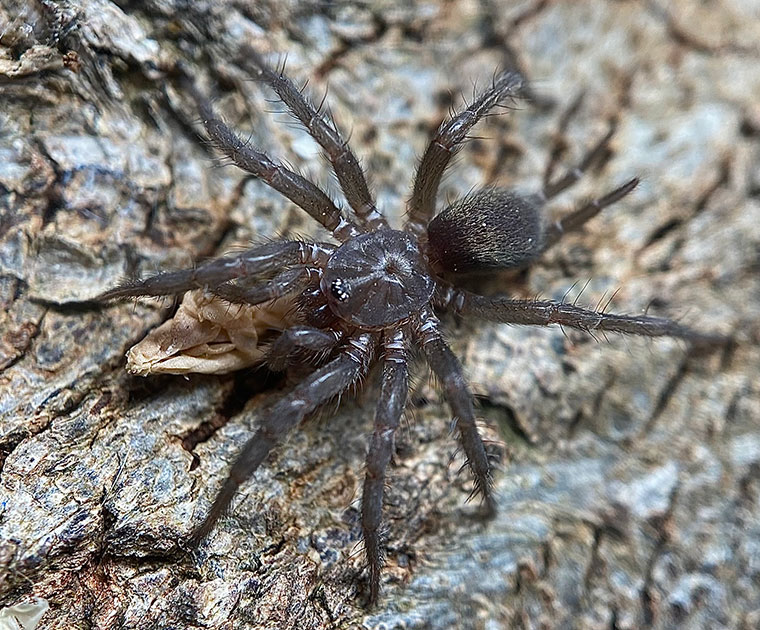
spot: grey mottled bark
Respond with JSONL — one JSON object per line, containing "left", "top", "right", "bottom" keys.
{"left": 1, "top": 1, "right": 758, "bottom": 629}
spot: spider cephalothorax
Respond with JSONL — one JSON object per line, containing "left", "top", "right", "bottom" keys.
{"left": 101, "top": 49, "right": 723, "bottom": 603}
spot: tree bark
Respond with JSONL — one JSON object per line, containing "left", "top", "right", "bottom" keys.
{"left": 1, "top": 1, "right": 758, "bottom": 628}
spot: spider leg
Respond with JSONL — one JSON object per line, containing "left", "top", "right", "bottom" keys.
{"left": 265, "top": 325, "right": 342, "bottom": 371}
{"left": 541, "top": 177, "right": 639, "bottom": 250}
{"left": 542, "top": 91, "right": 585, "bottom": 188}
{"left": 98, "top": 241, "right": 332, "bottom": 300}
{"left": 210, "top": 267, "right": 312, "bottom": 305}
{"left": 362, "top": 329, "right": 408, "bottom": 604}
{"left": 437, "top": 285, "right": 728, "bottom": 346}
{"left": 414, "top": 309, "right": 496, "bottom": 514}
{"left": 541, "top": 122, "right": 616, "bottom": 200}
{"left": 184, "top": 77, "right": 360, "bottom": 242}
{"left": 190, "top": 332, "right": 376, "bottom": 544}
{"left": 244, "top": 47, "right": 386, "bottom": 230}
{"left": 406, "top": 71, "right": 524, "bottom": 236}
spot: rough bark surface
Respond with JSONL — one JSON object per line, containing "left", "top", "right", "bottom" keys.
{"left": 1, "top": 1, "right": 759, "bottom": 629}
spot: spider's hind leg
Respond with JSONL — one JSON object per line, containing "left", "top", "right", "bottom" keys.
{"left": 538, "top": 95, "right": 638, "bottom": 253}
{"left": 440, "top": 286, "right": 729, "bottom": 348}
{"left": 542, "top": 176, "right": 639, "bottom": 251}
{"left": 542, "top": 101, "right": 617, "bottom": 201}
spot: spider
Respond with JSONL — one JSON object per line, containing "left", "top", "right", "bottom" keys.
{"left": 100, "top": 50, "right": 723, "bottom": 604}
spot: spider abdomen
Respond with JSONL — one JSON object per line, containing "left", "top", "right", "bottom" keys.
{"left": 320, "top": 230, "right": 434, "bottom": 329}
{"left": 427, "top": 188, "right": 545, "bottom": 273}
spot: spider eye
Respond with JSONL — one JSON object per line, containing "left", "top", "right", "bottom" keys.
{"left": 330, "top": 278, "right": 350, "bottom": 302}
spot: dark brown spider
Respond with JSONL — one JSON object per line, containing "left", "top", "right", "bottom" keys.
{"left": 99, "top": 51, "right": 724, "bottom": 604}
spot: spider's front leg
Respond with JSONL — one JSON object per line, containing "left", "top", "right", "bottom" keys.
{"left": 265, "top": 325, "right": 342, "bottom": 371}
{"left": 208, "top": 267, "right": 311, "bottom": 306}
{"left": 190, "top": 332, "right": 376, "bottom": 544}
{"left": 98, "top": 241, "right": 333, "bottom": 300}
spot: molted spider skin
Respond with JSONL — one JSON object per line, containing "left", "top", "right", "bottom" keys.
{"left": 124, "top": 291, "right": 298, "bottom": 375}
{"left": 99, "top": 51, "right": 726, "bottom": 605}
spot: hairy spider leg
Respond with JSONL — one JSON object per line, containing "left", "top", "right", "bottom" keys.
{"left": 184, "top": 78, "right": 360, "bottom": 242}
{"left": 98, "top": 241, "right": 331, "bottom": 300}
{"left": 541, "top": 176, "right": 639, "bottom": 250}
{"left": 437, "top": 286, "right": 728, "bottom": 347}
{"left": 406, "top": 71, "right": 524, "bottom": 236}
{"left": 210, "top": 267, "right": 312, "bottom": 305}
{"left": 361, "top": 329, "right": 408, "bottom": 604}
{"left": 542, "top": 90, "right": 586, "bottom": 188}
{"left": 415, "top": 309, "right": 496, "bottom": 514}
{"left": 244, "top": 46, "right": 386, "bottom": 231}
{"left": 190, "top": 332, "right": 376, "bottom": 545}
{"left": 265, "top": 325, "right": 342, "bottom": 371}
{"left": 541, "top": 122, "right": 617, "bottom": 201}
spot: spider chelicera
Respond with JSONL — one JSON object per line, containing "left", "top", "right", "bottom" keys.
{"left": 100, "top": 49, "right": 723, "bottom": 603}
